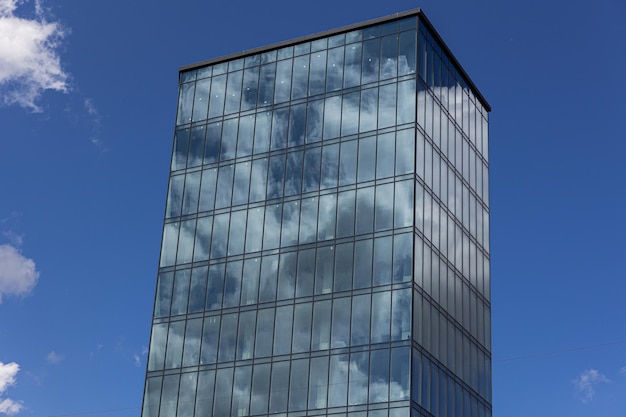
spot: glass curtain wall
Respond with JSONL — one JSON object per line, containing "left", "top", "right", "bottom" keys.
{"left": 142, "top": 10, "right": 490, "bottom": 417}
{"left": 411, "top": 19, "right": 491, "bottom": 417}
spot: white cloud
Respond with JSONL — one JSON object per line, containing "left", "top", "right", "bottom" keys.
{"left": 46, "top": 351, "right": 63, "bottom": 364}
{"left": 0, "top": 362, "right": 22, "bottom": 416}
{"left": 573, "top": 369, "right": 610, "bottom": 403}
{"left": 0, "top": 0, "right": 67, "bottom": 111}
{"left": 0, "top": 244, "right": 40, "bottom": 302}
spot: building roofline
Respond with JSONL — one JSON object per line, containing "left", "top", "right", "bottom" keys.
{"left": 179, "top": 8, "right": 490, "bottom": 112}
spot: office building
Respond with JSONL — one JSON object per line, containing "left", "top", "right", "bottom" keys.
{"left": 142, "top": 9, "right": 491, "bottom": 417}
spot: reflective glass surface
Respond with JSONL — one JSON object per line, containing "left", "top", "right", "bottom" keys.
{"left": 144, "top": 11, "right": 490, "bottom": 417}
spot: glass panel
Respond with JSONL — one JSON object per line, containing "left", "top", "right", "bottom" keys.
{"left": 348, "top": 351, "right": 369, "bottom": 405}
{"left": 228, "top": 210, "right": 248, "bottom": 256}
{"left": 172, "top": 128, "right": 189, "bottom": 171}
{"left": 223, "top": 261, "right": 242, "bottom": 307}
{"left": 303, "top": 146, "right": 321, "bottom": 192}
{"left": 284, "top": 151, "right": 303, "bottom": 196}
{"left": 232, "top": 366, "right": 252, "bottom": 417}
{"left": 160, "top": 222, "right": 178, "bottom": 267}
{"left": 241, "top": 67, "right": 259, "bottom": 111}
{"left": 142, "top": 376, "right": 162, "bottom": 417}
{"left": 198, "top": 168, "right": 217, "bottom": 212}
{"left": 380, "top": 34, "right": 398, "bottom": 79}
{"left": 357, "top": 135, "right": 375, "bottom": 182}
{"left": 341, "top": 92, "right": 360, "bottom": 136}
{"left": 289, "top": 103, "right": 306, "bottom": 146}
{"left": 232, "top": 161, "right": 251, "bottom": 206}
{"left": 289, "top": 359, "right": 309, "bottom": 411}
{"left": 188, "top": 266, "right": 207, "bottom": 313}
{"left": 147, "top": 323, "right": 167, "bottom": 370}
{"left": 321, "top": 143, "right": 339, "bottom": 189}
{"left": 210, "top": 213, "right": 229, "bottom": 258}
{"left": 250, "top": 364, "right": 270, "bottom": 415}
{"left": 378, "top": 83, "right": 396, "bottom": 129}
{"left": 160, "top": 374, "right": 180, "bottom": 417}
{"left": 296, "top": 248, "right": 315, "bottom": 297}
{"left": 318, "top": 194, "right": 336, "bottom": 240}
{"left": 392, "top": 288, "right": 411, "bottom": 340}
{"left": 166, "top": 175, "right": 184, "bottom": 218}
{"left": 218, "top": 313, "right": 237, "bottom": 362}
{"left": 208, "top": 74, "right": 226, "bottom": 118}
{"left": 267, "top": 155, "right": 285, "bottom": 199}
{"left": 258, "top": 63, "right": 276, "bottom": 106}
{"left": 373, "top": 236, "right": 392, "bottom": 285}
{"left": 292, "top": 302, "right": 312, "bottom": 353}
{"left": 277, "top": 252, "right": 297, "bottom": 300}
{"left": 271, "top": 108, "right": 289, "bottom": 150}
{"left": 182, "top": 172, "right": 200, "bottom": 215}
{"left": 255, "top": 308, "right": 274, "bottom": 357}
{"left": 344, "top": 42, "right": 362, "bottom": 88}
{"left": 182, "top": 318, "right": 202, "bottom": 366}
{"left": 299, "top": 197, "right": 318, "bottom": 244}
{"left": 353, "top": 239, "right": 372, "bottom": 289}
{"left": 356, "top": 187, "right": 374, "bottom": 234}
{"left": 306, "top": 99, "right": 324, "bottom": 143}
{"left": 194, "top": 216, "right": 212, "bottom": 262}
{"left": 331, "top": 297, "right": 350, "bottom": 348}
{"left": 237, "top": 311, "right": 256, "bottom": 360}
{"left": 176, "top": 82, "right": 194, "bottom": 125}
{"left": 245, "top": 207, "right": 264, "bottom": 253}
{"left": 270, "top": 362, "right": 289, "bottom": 413}
{"left": 213, "top": 368, "right": 234, "bottom": 417}
{"left": 237, "top": 115, "right": 254, "bottom": 157}
{"left": 362, "top": 38, "right": 380, "bottom": 84}
{"left": 393, "top": 234, "right": 413, "bottom": 283}
{"left": 220, "top": 118, "right": 238, "bottom": 161}
{"left": 241, "top": 258, "right": 260, "bottom": 305}
{"left": 188, "top": 125, "right": 205, "bottom": 167}
{"left": 170, "top": 269, "right": 190, "bottom": 315}
{"left": 249, "top": 158, "right": 268, "bottom": 203}
{"left": 359, "top": 88, "right": 378, "bottom": 132}
{"left": 312, "top": 299, "right": 331, "bottom": 350}
{"left": 351, "top": 294, "right": 370, "bottom": 345}
{"left": 369, "top": 349, "right": 389, "bottom": 402}
{"left": 274, "top": 59, "right": 293, "bottom": 103}
{"left": 375, "top": 183, "right": 394, "bottom": 231}
{"left": 309, "top": 356, "right": 329, "bottom": 408}
{"left": 215, "top": 164, "right": 234, "bottom": 209}
{"left": 328, "top": 354, "right": 349, "bottom": 406}
{"left": 200, "top": 316, "right": 220, "bottom": 364}
{"left": 281, "top": 200, "right": 300, "bottom": 247}
{"left": 309, "top": 50, "right": 327, "bottom": 96}
{"left": 225, "top": 70, "right": 243, "bottom": 114}
{"left": 376, "top": 132, "right": 395, "bottom": 179}
{"left": 336, "top": 190, "right": 355, "bottom": 238}
{"left": 334, "top": 242, "right": 353, "bottom": 292}
{"left": 399, "top": 30, "right": 416, "bottom": 75}
{"left": 292, "top": 55, "right": 309, "bottom": 100}
{"left": 339, "top": 140, "right": 357, "bottom": 185}
{"left": 326, "top": 46, "right": 344, "bottom": 91}
{"left": 165, "top": 321, "right": 184, "bottom": 368}
{"left": 206, "top": 263, "right": 224, "bottom": 310}
{"left": 259, "top": 255, "right": 278, "bottom": 302}
{"left": 154, "top": 272, "right": 173, "bottom": 317}
{"left": 394, "top": 180, "right": 414, "bottom": 228}
{"left": 253, "top": 111, "right": 271, "bottom": 153}
{"left": 323, "top": 96, "right": 341, "bottom": 140}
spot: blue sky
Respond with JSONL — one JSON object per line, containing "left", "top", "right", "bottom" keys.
{"left": 0, "top": 0, "right": 625, "bottom": 416}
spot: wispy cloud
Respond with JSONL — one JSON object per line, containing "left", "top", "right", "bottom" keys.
{"left": 0, "top": 0, "right": 68, "bottom": 111}
{"left": 46, "top": 351, "right": 63, "bottom": 364}
{"left": 0, "top": 244, "right": 40, "bottom": 302}
{"left": 573, "top": 369, "right": 610, "bottom": 403}
{"left": 620, "top": 366, "right": 626, "bottom": 376}
{"left": 0, "top": 361, "right": 22, "bottom": 416}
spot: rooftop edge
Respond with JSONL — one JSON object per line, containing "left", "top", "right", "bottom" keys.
{"left": 179, "top": 8, "right": 491, "bottom": 112}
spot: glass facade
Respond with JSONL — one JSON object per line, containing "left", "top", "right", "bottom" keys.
{"left": 142, "top": 9, "right": 490, "bottom": 417}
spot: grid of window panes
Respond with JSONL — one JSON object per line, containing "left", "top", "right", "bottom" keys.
{"left": 144, "top": 15, "right": 420, "bottom": 417}
{"left": 410, "top": 21, "right": 491, "bottom": 417}
{"left": 141, "top": 11, "right": 491, "bottom": 417}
